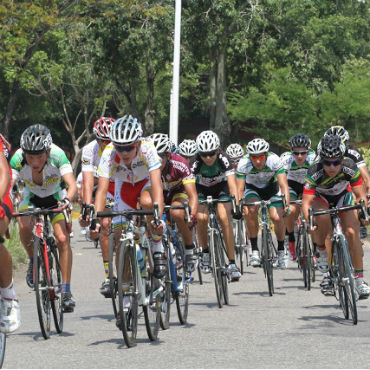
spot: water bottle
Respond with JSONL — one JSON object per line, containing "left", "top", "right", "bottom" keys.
{"left": 136, "top": 244, "right": 145, "bottom": 275}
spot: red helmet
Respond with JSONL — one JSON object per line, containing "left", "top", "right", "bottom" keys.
{"left": 93, "top": 117, "right": 115, "bottom": 140}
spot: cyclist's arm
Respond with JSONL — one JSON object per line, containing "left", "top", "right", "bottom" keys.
{"left": 183, "top": 181, "right": 198, "bottom": 216}
{"left": 358, "top": 166, "right": 370, "bottom": 194}
{"left": 226, "top": 173, "right": 239, "bottom": 206}
{"left": 276, "top": 172, "right": 290, "bottom": 206}
{"left": 149, "top": 168, "right": 164, "bottom": 216}
{"left": 0, "top": 152, "right": 10, "bottom": 201}
{"left": 302, "top": 192, "right": 315, "bottom": 224}
{"left": 82, "top": 171, "right": 95, "bottom": 205}
{"left": 352, "top": 183, "right": 368, "bottom": 209}
{"left": 95, "top": 177, "right": 109, "bottom": 214}
{"left": 62, "top": 172, "right": 77, "bottom": 203}
{"left": 236, "top": 177, "right": 246, "bottom": 202}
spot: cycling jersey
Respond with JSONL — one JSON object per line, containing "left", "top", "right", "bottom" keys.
{"left": 280, "top": 151, "right": 316, "bottom": 184}
{"left": 191, "top": 151, "right": 234, "bottom": 187}
{"left": 10, "top": 144, "right": 73, "bottom": 198}
{"left": 161, "top": 153, "right": 195, "bottom": 203}
{"left": 236, "top": 152, "right": 285, "bottom": 189}
{"left": 345, "top": 144, "right": 366, "bottom": 168}
{"left": 303, "top": 158, "right": 362, "bottom": 198}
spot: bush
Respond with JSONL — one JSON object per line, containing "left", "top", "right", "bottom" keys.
{"left": 359, "top": 146, "right": 370, "bottom": 169}
{"left": 4, "top": 223, "right": 27, "bottom": 268}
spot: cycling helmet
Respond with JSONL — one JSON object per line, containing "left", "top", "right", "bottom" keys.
{"left": 179, "top": 139, "right": 198, "bottom": 157}
{"left": 20, "top": 124, "right": 52, "bottom": 154}
{"left": 93, "top": 117, "right": 115, "bottom": 140}
{"left": 246, "top": 138, "right": 269, "bottom": 155}
{"left": 196, "top": 130, "right": 220, "bottom": 152}
{"left": 226, "top": 143, "right": 244, "bottom": 159}
{"left": 289, "top": 133, "right": 311, "bottom": 149}
{"left": 150, "top": 133, "right": 171, "bottom": 154}
{"left": 324, "top": 126, "right": 349, "bottom": 144}
{"left": 109, "top": 115, "right": 143, "bottom": 145}
{"left": 319, "top": 135, "right": 346, "bottom": 158}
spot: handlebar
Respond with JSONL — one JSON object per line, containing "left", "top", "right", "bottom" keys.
{"left": 164, "top": 201, "right": 191, "bottom": 223}
{"left": 12, "top": 206, "right": 66, "bottom": 217}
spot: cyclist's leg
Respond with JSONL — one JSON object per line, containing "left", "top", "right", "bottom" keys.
{"left": 0, "top": 206, "right": 21, "bottom": 333}
{"left": 196, "top": 186, "right": 210, "bottom": 272}
{"left": 284, "top": 188, "right": 300, "bottom": 260}
{"left": 243, "top": 189, "right": 261, "bottom": 266}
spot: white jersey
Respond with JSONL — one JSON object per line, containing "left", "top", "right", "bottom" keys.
{"left": 236, "top": 152, "right": 285, "bottom": 189}
{"left": 10, "top": 144, "right": 73, "bottom": 198}
{"left": 98, "top": 139, "right": 161, "bottom": 184}
{"left": 81, "top": 140, "right": 105, "bottom": 175}
{"left": 280, "top": 151, "right": 317, "bottom": 184}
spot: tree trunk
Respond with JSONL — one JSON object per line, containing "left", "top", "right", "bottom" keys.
{"left": 1, "top": 81, "right": 20, "bottom": 137}
{"left": 144, "top": 58, "right": 155, "bottom": 134}
{"left": 214, "top": 49, "right": 231, "bottom": 147}
{"left": 209, "top": 59, "right": 216, "bottom": 130}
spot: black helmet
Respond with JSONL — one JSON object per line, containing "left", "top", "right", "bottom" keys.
{"left": 319, "top": 135, "right": 346, "bottom": 158}
{"left": 20, "top": 124, "right": 52, "bottom": 154}
{"left": 289, "top": 133, "right": 311, "bottom": 149}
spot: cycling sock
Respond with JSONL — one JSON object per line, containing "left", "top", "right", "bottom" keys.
{"left": 0, "top": 280, "right": 16, "bottom": 300}
{"left": 250, "top": 237, "right": 258, "bottom": 251}
{"left": 277, "top": 240, "right": 285, "bottom": 251}
{"left": 151, "top": 234, "right": 164, "bottom": 253}
{"left": 288, "top": 231, "right": 295, "bottom": 243}
{"left": 355, "top": 269, "right": 364, "bottom": 279}
{"left": 185, "top": 244, "right": 195, "bottom": 255}
{"left": 104, "top": 261, "right": 109, "bottom": 279}
{"left": 62, "top": 283, "right": 71, "bottom": 293}
{"left": 229, "top": 259, "right": 235, "bottom": 264}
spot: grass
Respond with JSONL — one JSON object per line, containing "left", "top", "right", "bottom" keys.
{"left": 4, "top": 222, "right": 27, "bottom": 269}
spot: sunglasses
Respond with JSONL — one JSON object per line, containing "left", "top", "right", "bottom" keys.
{"left": 250, "top": 154, "right": 266, "bottom": 160}
{"left": 293, "top": 151, "right": 308, "bottom": 156}
{"left": 323, "top": 159, "right": 342, "bottom": 167}
{"left": 200, "top": 150, "right": 217, "bottom": 158}
{"left": 114, "top": 144, "right": 137, "bottom": 152}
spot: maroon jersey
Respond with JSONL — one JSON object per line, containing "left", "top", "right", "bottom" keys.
{"left": 161, "top": 153, "right": 195, "bottom": 203}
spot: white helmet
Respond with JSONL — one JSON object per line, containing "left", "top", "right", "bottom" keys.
{"left": 324, "top": 125, "right": 349, "bottom": 144}
{"left": 109, "top": 115, "right": 143, "bottom": 145}
{"left": 179, "top": 139, "right": 197, "bottom": 157}
{"left": 247, "top": 138, "right": 269, "bottom": 155}
{"left": 196, "top": 130, "right": 220, "bottom": 152}
{"left": 226, "top": 143, "right": 244, "bottom": 159}
{"left": 150, "top": 133, "right": 171, "bottom": 154}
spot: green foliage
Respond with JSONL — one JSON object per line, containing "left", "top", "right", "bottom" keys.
{"left": 360, "top": 146, "right": 370, "bottom": 169}
{"left": 4, "top": 223, "right": 27, "bottom": 268}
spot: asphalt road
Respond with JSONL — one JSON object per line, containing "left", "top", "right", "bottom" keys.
{"left": 3, "top": 223, "right": 370, "bottom": 369}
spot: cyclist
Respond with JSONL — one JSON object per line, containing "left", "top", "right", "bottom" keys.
{"left": 236, "top": 138, "right": 291, "bottom": 269}
{"left": 178, "top": 139, "right": 198, "bottom": 165}
{"left": 226, "top": 143, "right": 244, "bottom": 170}
{"left": 302, "top": 134, "right": 370, "bottom": 298}
{"left": 10, "top": 124, "right": 77, "bottom": 312}
{"left": 280, "top": 134, "right": 316, "bottom": 260}
{"left": 0, "top": 133, "right": 20, "bottom": 333}
{"left": 150, "top": 133, "right": 199, "bottom": 272}
{"left": 192, "top": 130, "right": 242, "bottom": 281}
{"left": 79, "top": 117, "right": 116, "bottom": 297}
{"left": 324, "top": 125, "right": 370, "bottom": 239}
{"left": 93, "top": 115, "right": 166, "bottom": 282}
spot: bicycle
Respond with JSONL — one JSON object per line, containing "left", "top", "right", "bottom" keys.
{"left": 160, "top": 203, "right": 193, "bottom": 327}
{"left": 199, "top": 196, "right": 235, "bottom": 308}
{"left": 243, "top": 199, "right": 278, "bottom": 296}
{"left": 13, "top": 206, "right": 68, "bottom": 339}
{"left": 290, "top": 199, "right": 316, "bottom": 290}
{"left": 309, "top": 200, "right": 368, "bottom": 325}
{"left": 233, "top": 218, "right": 249, "bottom": 274}
{"left": 0, "top": 328, "right": 5, "bottom": 368}
{"left": 97, "top": 205, "right": 162, "bottom": 348}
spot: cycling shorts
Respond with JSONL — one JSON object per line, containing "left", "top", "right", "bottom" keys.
{"left": 244, "top": 182, "right": 282, "bottom": 208}
{"left": 288, "top": 180, "right": 304, "bottom": 200}
{"left": 196, "top": 181, "right": 230, "bottom": 201}
{"left": 314, "top": 190, "right": 354, "bottom": 209}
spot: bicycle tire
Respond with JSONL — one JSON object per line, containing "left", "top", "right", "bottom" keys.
{"left": 143, "top": 272, "right": 161, "bottom": 341}
{"left": 262, "top": 226, "right": 274, "bottom": 296}
{"left": 108, "top": 233, "right": 118, "bottom": 318}
{"left": 0, "top": 333, "right": 5, "bottom": 368}
{"left": 117, "top": 242, "right": 138, "bottom": 347}
{"left": 331, "top": 241, "right": 349, "bottom": 320}
{"left": 338, "top": 235, "right": 357, "bottom": 325}
{"left": 216, "top": 232, "right": 229, "bottom": 305}
{"left": 192, "top": 229, "right": 203, "bottom": 285}
{"left": 209, "top": 230, "right": 223, "bottom": 308}
{"left": 50, "top": 245, "right": 63, "bottom": 333}
{"left": 33, "top": 237, "right": 52, "bottom": 339}
{"left": 303, "top": 232, "right": 313, "bottom": 291}
{"left": 235, "top": 220, "right": 244, "bottom": 275}
{"left": 159, "top": 238, "right": 171, "bottom": 330}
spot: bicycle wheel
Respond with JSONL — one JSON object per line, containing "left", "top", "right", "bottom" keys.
{"left": 159, "top": 238, "right": 171, "bottom": 330}
{"left": 108, "top": 233, "right": 118, "bottom": 318}
{"left": 0, "top": 333, "right": 5, "bottom": 368}
{"left": 209, "top": 230, "right": 223, "bottom": 308}
{"left": 303, "top": 232, "right": 313, "bottom": 291}
{"left": 262, "top": 227, "right": 274, "bottom": 296}
{"left": 192, "top": 229, "right": 203, "bottom": 285}
{"left": 174, "top": 237, "right": 189, "bottom": 324}
{"left": 33, "top": 238, "right": 52, "bottom": 339}
{"left": 117, "top": 242, "right": 138, "bottom": 348}
{"left": 331, "top": 242, "right": 349, "bottom": 320}
{"left": 216, "top": 232, "right": 229, "bottom": 305}
{"left": 338, "top": 235, "right": 357, "bottom": 325}
{"left": 49, "top": 244, "right": 63, "bottom": 333}
{"left": 234, "top": 220, "right": 244, "bottom": 275}
{"left": 143, "top": 271, "right": 161, "bottom": 341}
